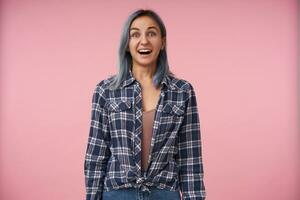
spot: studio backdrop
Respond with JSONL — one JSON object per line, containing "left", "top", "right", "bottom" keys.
{"left": 0, "top": 1, "right": 299, "bottom": 200}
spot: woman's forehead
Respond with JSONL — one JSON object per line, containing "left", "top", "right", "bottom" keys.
{"left": 130, "top": 16, "right": 159, "bottom": 30}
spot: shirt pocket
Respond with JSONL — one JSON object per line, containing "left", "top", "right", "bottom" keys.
{"left": 162, "top": 103, "right": 185, "bottom": 116}
{"left": 106, "top": 99, "right": 135, "bottom": 147}
{"left": 156, "top": 102, "right": 185, "bottom": 141}
{"left": 107, "top": 99, "right": 132, "bottom": 112}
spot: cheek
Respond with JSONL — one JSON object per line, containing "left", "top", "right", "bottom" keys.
{"left": 128, "top": 45, "right": 135, "bottom": 55}
{"left": 128, "top": 43, "right": 133, "bottom": 51}
{"left": 128, "top": 40, "right": 134, "bottom": 48}
{"left": 152, "top": 40, "right": 163, "bottom": 49}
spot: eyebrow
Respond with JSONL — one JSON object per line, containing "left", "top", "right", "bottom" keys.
{"left": 130, "top": 26, "right": 159, "bottom": 31}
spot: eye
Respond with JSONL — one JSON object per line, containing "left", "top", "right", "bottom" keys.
{"left": 130, "top": 32, "right": 140, "bottom": 38}
{"left": 148, "top": 31, "right": 156, "bottom": 36}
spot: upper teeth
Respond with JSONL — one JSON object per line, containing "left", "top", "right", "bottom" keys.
{"left": 138, "top": 49, "right": 151, "bottom": 52}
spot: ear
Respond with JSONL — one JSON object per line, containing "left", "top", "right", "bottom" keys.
{"left": 161, "top": 37, "right": 166, "bottom": 50}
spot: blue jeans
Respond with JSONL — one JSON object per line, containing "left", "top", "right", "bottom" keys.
{"left": 102, "top": 171, "right": 181, "bottom": 200}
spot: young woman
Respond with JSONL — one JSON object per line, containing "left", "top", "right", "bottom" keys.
{"left": 84, "top": 9, "right": 206, "bottom": 200}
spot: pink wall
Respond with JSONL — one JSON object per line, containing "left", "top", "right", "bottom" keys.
{"left": 1, "top": 1, "right": 299, "bottom": 200}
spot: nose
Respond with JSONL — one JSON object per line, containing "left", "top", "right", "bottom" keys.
{"left": 140, "top": 34, "right": 149, "bottom": 44}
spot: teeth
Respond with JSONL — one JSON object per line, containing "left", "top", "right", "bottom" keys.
{"left": 138, "top": 49, "right": 152, "bottom": 53}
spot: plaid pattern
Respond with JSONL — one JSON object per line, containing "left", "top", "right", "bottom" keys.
{"left": 84, "top": 69, "right": 206, "bottom": 200}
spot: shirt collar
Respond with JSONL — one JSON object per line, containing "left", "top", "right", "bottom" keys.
{"left": 121, "top": 68, "right": 171, "bottom": 90}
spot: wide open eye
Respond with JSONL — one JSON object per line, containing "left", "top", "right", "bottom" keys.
{"left": 130, "top": 32, "right": 140, "bottom": 38}
{"left": 148, "top": 31, "right": 156, "bottom": 37}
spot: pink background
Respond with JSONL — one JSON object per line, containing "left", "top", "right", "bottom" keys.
{"left": 1, "top": 0, "right": 299, "bottom": 200}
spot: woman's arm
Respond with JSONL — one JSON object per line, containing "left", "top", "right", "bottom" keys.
{"left": 84, "top": 81, "right": 111, "bottom": 200}
{"left": 176, "top": 83, "right": 206, "bottom": 200}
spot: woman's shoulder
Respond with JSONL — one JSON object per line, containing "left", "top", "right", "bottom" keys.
{"left": 94, "top": 74, "right": 116, "bottom": 90}
{"left": 94, "top": 73, "right": 196, "bottom": 93}
{"left": 91, "top": 75, "right": 117, "bottom": 100}
{"left": 168, "top": 73, "right": 195, "bottom": 92}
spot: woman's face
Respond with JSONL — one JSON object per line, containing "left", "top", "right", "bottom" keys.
{"left": 128, "top": 16, "right": 165, "bottom": 69}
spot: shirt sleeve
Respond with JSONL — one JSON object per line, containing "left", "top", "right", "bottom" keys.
{"left": 84, "top": 82, "right": 111, "bottom": 200}
{"left": 176, "top": 83, "right": 206, "bottom": 200}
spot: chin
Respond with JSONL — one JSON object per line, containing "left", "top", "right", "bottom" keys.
{"left": 137, "top": 62, "right": 155, "bottom": 67}
{"left": 133, "top": 59, "right": 154, "bottom": 66}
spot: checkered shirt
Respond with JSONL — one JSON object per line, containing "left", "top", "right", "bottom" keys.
{"left": 84, "top": 69, "right": 206, "bottom": 200}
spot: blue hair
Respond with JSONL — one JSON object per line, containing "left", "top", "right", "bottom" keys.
{"left": 109, "top": 8, "right": 175, "bottom": 90}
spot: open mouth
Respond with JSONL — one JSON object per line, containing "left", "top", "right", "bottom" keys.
{"left": 138, "top": 49, "right": 152, "bottom": 55}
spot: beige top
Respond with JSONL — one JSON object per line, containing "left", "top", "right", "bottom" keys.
{"left": 141, "top": 108, "right": 156, "bottom": 172}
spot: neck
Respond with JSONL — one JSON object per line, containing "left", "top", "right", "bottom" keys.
{"left": 131, "top": 64, "right": 157, "bottom": 84}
